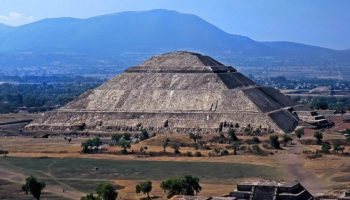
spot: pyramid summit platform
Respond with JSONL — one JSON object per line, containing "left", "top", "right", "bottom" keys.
{"left": 26, "top": 51, "right": 325, "bottom": 134}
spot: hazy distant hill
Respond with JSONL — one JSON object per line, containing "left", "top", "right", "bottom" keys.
{"left": 0, "top": 9, "right": 349, "bottom": 79}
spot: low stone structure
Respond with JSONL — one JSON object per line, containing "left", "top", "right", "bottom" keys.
{"left": 26, "top": 51, "right": 328, "bottom": 134}
{"left": 173, "top": 180, "right": 314, "bottom": 200}
{"left": 229, "top": 180, "right": 313, "bottom": 200}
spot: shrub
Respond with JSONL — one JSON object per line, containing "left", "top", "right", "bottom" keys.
{"left": 244, "top": 127, "right": 252, "bottom": 135}
{"left": 313, "top": 131, "right": 323, "bottom": 145}
{"left": 220, "top": 149, "right": 229, "bottom": 156}
{"left": 282, "top": 134, "right": 293, "bottom": 146}
{"left": 321, "top": 143, "right": 331, "bottom": 154}
{"left": 269, "top": 135, "right": 280, "bottom": 149}
{"left": 252, "top": 136, "right": 261, "bottom": 144}
{"left": 228, "top": 128, "right": 238, "bottom": 142}
{"left": 140, "top": 129, "right": 149, "bottom": 141}
{"left": 212, "top": 148, "right": 221, "bottom": 156}
{"left": 239, "top": 145, "right": 247, "bottom": 151}
{"left": 194, "top": 151, "right": 202, "bottom": 157}
{"left": 136, "top": 181, "right": 152, "bottom": 199}
{"left": 253, "top": 128, "right": 261, "bottom": 135}
{"left": 171, "top": 143, "right": 181, "bottom": 154}
{"left": 295, "top": 128, "right": 304, "bottom": 140}
{"left": 148, "top": 151, "right": 156, "bottom": 157}
{"left": 232, "top": 142, "right": 239, "bottom": 155}
{"left": 186, "top": 151, "right": 193, "bottom": 157}
{"left": 162, "top": 138, "right": 170, "bottom": 152}
{"left": 252, "top": 144, "right": 263, "bottom": 155}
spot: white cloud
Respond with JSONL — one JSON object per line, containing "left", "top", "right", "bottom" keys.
{"left": 0, "top": 12, "right": 35, "bottom": 26}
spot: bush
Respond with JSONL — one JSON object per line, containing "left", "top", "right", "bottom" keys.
{"left": 194, "top": 151, "right": 202, "bottom": 157}
{"left": 295, "top": 128, "right": 304, "bottom": 140}
{"left": 171, "top": 143, "right": 181, "bottom": 154}
{"left": 244, "top": 127, "right": 252, "bottom": 135}
{"left": 313, "top": 131, "right": 323, "bottom": 145}
{"left": 148, "top": 151, "right": 156, "bottom": 157}
{"left": 269, "top": 135, "right": 280, "bottom": 149}
{"left": 212, "top": 148, "right": 221, "bottom": 156}
{"left": 252, "top": 136, "right": 261, "bottom": 144}
{"left": 186, "top": 151, "right": 193, "bottom": 157}
{"left": 282, "top": 134, "right": 293, "bottom": 146}
{"left": 228, "top": 128, "right": 238, "bottom": 142}
{"left": 252, "top": 144, "right": 264, "bottom": 155}
{"left": 321, "top": 143, "right": 331, "bottom": 154}
{"left": 140, "top": 129, "right": 149, "bottom": 141}
{"left": 220, "top": 149, "right": 229, "bottom": 156}
{"left": 239, "top": 145, "right": 247, "bottom": 151}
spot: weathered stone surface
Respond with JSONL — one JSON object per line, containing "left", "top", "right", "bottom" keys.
{"left": 26, "top": 51, "right": 317, "bottom": 134}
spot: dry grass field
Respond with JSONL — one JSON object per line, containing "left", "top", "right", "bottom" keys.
{"left": 1, "top": 113, "right": 350, "bottom": 199}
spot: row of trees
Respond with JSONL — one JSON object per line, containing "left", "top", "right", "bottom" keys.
{"left": 81, "top": 175, "right": 201, "bottom": 200}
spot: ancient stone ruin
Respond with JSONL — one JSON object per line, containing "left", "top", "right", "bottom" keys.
{"left": 26, "top": 51, "right": 326, "bottom": 134}
{"left": 229, "top": 180, "right": 313, "bottom": 200}
{"left": 175, "top": 180, "right": 314, "bottom": 200}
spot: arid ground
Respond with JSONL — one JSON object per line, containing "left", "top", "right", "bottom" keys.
{"left": 0, "top": 114, "right": 350, "bottom": 199}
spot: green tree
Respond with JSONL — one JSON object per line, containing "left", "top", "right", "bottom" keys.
{"left": 81, "top": 193, "right": 100, "bottom": 200}
{"left": 140, "top": 129, "right": 149, "bottom": 141}
{"left": 252, "top": 136, "right": 260, "bottom": 144}
{"left": 252, "top": 144, "right": 263, "bottom": 155}
{"left": 117, "top": 139, "right": 131, "bottom": 154}
{"left": 313, "top": 131, "right": 323, "bottom": 145}
{"left": 189, "top": 133, "right": 202, "bottom": 144}
{"left": 282, "top": 134, "right": 292, "bottom": 146}
{"left": 122, "top": 132, "right": 131, "bottom": 140}
{"left": 160, "top": 175, "right": 201, "bottom": 199}
{"left": 92, "top": 137, "right": 102, "bottom": 149}
{"left": 232, "top": 142, "right": 239, "bottom": 155}
{"left": 295, "top": 128, "right": 304, "bottom": 140}
{"left": 182, "top": 175, "right": 202, "bottom": 196}
{"left": 0, "top": 150, "right": 9, "bottom": 157}
{"left": 136, "top": 181, "right": 152, "bottom": 199}
{"left": 269, "top": 135, "right": 280, "bottom": 149}
{"left": 96, "top": 183, "right": 118, "bottom": 200}
{"left": 21, "top": 175, "right": 45, "bottom": 200}
{"left": 171, "top": 143, "right": 181, "bottom": 154}
{"left": 111, "top": 133, "right": 122, "bottom": 145}
{"left": 321, "top": 143, "right": 331, "bottom": 154}
{"left": 228, "top": 128, "right": 238, "bottom": 143}
{"left": 81, "top": 139, "right": 93, "bottom": 153}
{"left": 162, "top": 138, "right": 170, "bottom": 152}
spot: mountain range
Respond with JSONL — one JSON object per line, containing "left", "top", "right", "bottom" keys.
{"left": 0, "top": 9, "right": 349, "bottom": 79}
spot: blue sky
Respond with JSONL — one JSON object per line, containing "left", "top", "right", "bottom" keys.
{"left": 0, "top": 0, "right": 349, "bottom": 49}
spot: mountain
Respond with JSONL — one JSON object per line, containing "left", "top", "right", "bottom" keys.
{"left": 0, "top": 9, "right": 349, "bottom": 79}
{"left": 0, "top": 10, "right": 267, "bottom": 55}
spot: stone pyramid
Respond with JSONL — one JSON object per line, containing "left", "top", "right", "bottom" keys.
{"left": 27, "top": 51, "right": 317, "bottom": 134}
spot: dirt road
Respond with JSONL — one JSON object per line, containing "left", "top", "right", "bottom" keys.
{"left": 278, "top": 141, "right": 328, "bottom": 196}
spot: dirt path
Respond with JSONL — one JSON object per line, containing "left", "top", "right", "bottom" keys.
{"left": 0, "top": 160, "right": 83, "bottom": 200}
{"left": 278, "top": 141, "right": 328, "bottom": 196}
